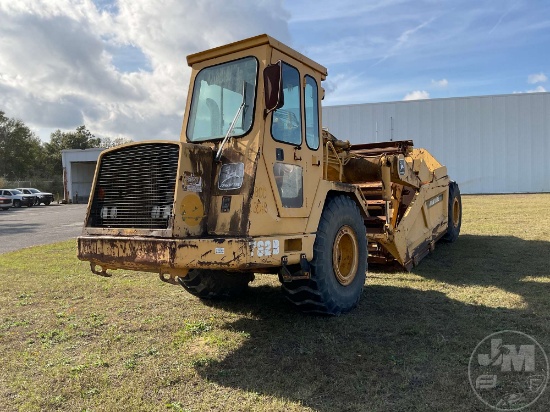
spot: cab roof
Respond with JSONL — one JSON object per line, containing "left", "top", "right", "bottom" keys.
{"left": 186, "top": 34, "right": 328, "bottom": 78}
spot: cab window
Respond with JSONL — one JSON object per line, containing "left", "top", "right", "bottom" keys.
{"left": 271, "top": 63, "right": 302, "bottom": 145}
{"left": 273, "top": 163, "right": 303, "bottom": 208}
{"left": 187, "top": 57, "right": 258, "bottom": 142}
{"left": 304, "top": 76, "right": 320, "bottom": 150}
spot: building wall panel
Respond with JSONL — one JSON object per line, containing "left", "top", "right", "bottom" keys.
{"left": 322, "top": 92, "right": 550, "bottom": 194}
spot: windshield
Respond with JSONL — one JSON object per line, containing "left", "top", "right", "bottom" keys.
{"left": 29, "top": 188, "right": 40, "bottom": 193}
{"left": 187, "top": 57, "right": 257, "bottom": 142}
{"left": 12, "top": 189, "right": 22, "bottom": 194}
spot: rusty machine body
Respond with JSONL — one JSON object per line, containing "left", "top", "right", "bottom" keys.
{"left": 78, "top": 34, "right": 461, "bottom": 314}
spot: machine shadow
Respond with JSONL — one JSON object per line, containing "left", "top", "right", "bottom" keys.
{"left": 0, "top": 221, "right": 43, "bottom": 234}
{"left": 415, "top": 234, "right": 550, "bottom": 311}
{"left": 196, "top": 264, "right": 548, "bottom": 411}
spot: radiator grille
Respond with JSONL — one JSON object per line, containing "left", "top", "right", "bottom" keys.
{"left": 89, "top": 143, "right": 180, "bottom": 229}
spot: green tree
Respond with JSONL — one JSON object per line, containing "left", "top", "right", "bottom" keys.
{"left": 0, "top": 110, "right": 45, "bottom": 179}
{"left": 43, "top": 125, "right": 101, "bottom": 175}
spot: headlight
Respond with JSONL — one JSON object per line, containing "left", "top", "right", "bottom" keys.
{"left": 151, "top": 206, "right": 161, "bottom": 219}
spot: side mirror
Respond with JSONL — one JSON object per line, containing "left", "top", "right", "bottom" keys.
{"left": 264, "top": 61, "right": 284, "bottom": 115}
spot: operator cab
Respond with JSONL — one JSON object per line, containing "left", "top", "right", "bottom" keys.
{"left": 181, "top": 35, "right": 328, "bottom": 235}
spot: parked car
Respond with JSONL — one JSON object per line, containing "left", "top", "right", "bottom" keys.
{"left": 0, "top": 189, "right": 36, "bottom": 208}
{"left": 0, "top": 196, "right": 13, "bottom": 210}
{"left": 16, "top": 188, "right": 55, "bottom": 206}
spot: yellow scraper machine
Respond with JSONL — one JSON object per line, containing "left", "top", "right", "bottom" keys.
{"left": 78, "top": 34, "right": 461, "bottom": 314}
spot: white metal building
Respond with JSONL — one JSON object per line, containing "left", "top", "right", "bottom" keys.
{"left": 61, "top": 148, "right": 104, "bottom": 203}
{"left": 322, "top": 92, "right": 550, "bottom": 194}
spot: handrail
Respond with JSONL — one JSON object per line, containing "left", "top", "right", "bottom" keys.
{"left": 324, "top": 141, "right": 343, "bottom": 180}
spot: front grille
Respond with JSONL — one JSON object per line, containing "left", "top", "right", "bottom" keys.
{"left": 89, "top": 143, "right": 180, "bottom": 229}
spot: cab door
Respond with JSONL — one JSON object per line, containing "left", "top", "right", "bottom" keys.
{"left": 263, "top": 53, "right": 323, "bottom": 218}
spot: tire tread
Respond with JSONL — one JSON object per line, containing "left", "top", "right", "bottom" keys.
{"left": 283, "top": 195, "right": 367, "bottom": 315}
{"left": 178, "top": 269, "right": 253, "bottom": 300}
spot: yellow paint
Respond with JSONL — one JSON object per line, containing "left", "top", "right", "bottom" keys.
{"left": 180, "top": 193, "right": 204, "bottom": 227}
{"left": 79, "top": 33, "right": 456, "bottom": 279}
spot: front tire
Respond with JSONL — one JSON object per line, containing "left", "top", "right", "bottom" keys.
{"left": 177, "top": 269, "right": 254, "bottom": 299}
{"left": 13, "top": 199, "right": 21, "bottom": 208}
{"left": 283, "top": 195, "right": 367, "bottom": 315}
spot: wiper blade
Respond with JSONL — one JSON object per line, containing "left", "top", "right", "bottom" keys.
{"left": 215, "top": 81, "right": 247, "bottom": 163}
{"left": 215, "top": 102, "right": 245, "bottom": 162}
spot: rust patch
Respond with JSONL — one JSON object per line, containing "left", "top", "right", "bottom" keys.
{"left": 207, "top": 147, "right": 259, "bottom": 236}
{"left": 408, "top": 221, "right": 445, "bottom": 268}
{"left": 332, "top": 181, "right": 357, "bottom": 192}
{"left": 178, "top": 143, "right": 214, "bottom": 236}
{"left": 229, "top": 210, "right": 241, "bottom": 233}
{"left": 168, "top": 243, "right": 177, "bottom": 266}
{"left": 177, "top": 242, "right": 199, "bottom": 249}
{"left": 197, "top": 250, "right": 245, "bottom": 267}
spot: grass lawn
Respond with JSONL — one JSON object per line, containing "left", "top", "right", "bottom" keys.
{"left": 0, "top": 194, "right": 549, "bottom": 411}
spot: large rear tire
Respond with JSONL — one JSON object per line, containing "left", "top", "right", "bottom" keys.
{"left": 177, "top": 269, "right": 254, "bottom": 299}
{"left": 282, "top": 195, "right": 367, "bottom": 315}
{"left": 442, "top": 181, "right": 461, "bottom": 242}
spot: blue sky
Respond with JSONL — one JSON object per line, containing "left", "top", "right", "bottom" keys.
{"left": 0, "top": 0, "right": 548, "bottom": 141}
{"left": 288, "top": 0, "right": 550, "bottom": 104}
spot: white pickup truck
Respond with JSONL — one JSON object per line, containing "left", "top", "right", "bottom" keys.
{"left": 16, "top": 188, "right": 54, "bottom": 206}
{"left": 0, "top": 189, "right": 36, "bottom": 208}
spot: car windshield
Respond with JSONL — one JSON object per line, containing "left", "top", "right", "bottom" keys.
{"left": 28, "top": 188, "right": 40, "bottom": 193}
{"left": 187, "top": 57, "right": 257, "bottom": 142}
{"left": 12, "top": 189, "right": 22, "bottom": 194}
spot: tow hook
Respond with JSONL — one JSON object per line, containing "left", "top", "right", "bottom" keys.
{"left": 90, "top": 263, "right": 111, "bottom": 277}
{"left": 159, "top": 272, "right": 180, "bottom": 285}
{"left": 160, "top": 269, "right": 190, "bottom": 286}
{"left": 279, "top": 254, "right": 312, "bottom": 282}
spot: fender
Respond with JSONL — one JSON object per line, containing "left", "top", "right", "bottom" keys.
{"left": 305, "top": 180, "right": 369, "bottom": 233}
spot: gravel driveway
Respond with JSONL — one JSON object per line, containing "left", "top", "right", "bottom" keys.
{"left": 0, "top": 203, "right": 88, "bottom": 254}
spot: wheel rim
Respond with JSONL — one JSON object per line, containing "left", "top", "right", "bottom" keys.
{"left": 332, "top": 225, "right": 359, "bottom": 286}
{"left": 452, "top": 197, "right": 460, "bottom": 228}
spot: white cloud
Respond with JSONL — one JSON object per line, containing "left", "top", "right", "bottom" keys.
{"left": 403, "top": 90, "right": 430, "bottom": 101}
{"left": 288, "top": 0, "right": 408, "bottom": 23}
{"left": 488, "top": 6, "right": 515, "bottom": 34}
{"left": 374, "top": 17, "right": 436, "bottom": 66}
{"left": 321, "top": 71, "right": 429, "bottom": 106}
{"left": 0, "top": 0, "right": 291, "bottom": 141}
{"left": 513, "top": 85, "right": 547, "bottom": 94}
{"left": 431, "top": 78, "right": 448, "bottom": 88}
{"left": 527, "top": 72, "right": 547, "bottom": 84}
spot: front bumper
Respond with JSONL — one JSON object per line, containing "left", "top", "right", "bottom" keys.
{"left": 22, "top": 197, "right": 35, "bottom": 206}
{"left": 78, "top": 234, "right": 315, "bottom": 275}
{"left": 38, "top": 195, "right": 54, "bottom": 203}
